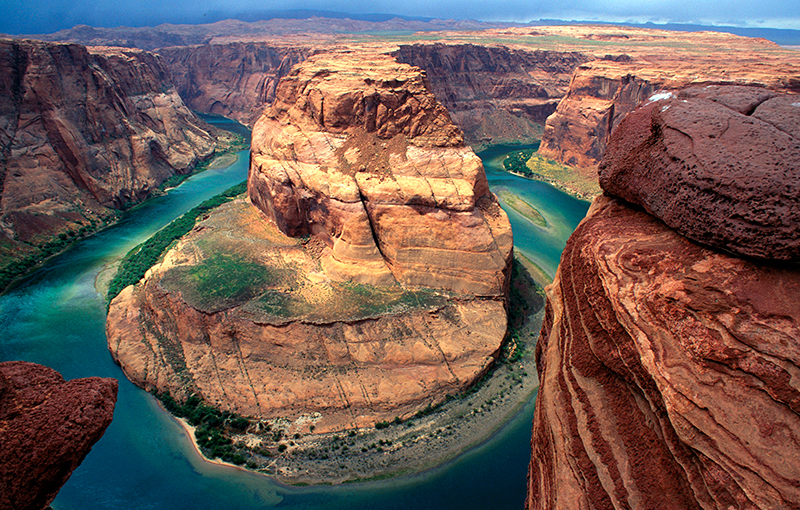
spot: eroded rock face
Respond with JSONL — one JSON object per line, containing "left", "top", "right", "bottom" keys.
{"left": 157, "top": 43, "right": 312, "bottom": 126}
{"left": 599, "top": 86, "right": 800, "bottom": 261}
{"left": 0, "top": 361, "right": 117, "bottom": 510}
{"left": 0, "top": 39, "right": 217, "bottom": 250}
{"left": 527, "top": 195, "right": 800, "bottom": 510}
{"left": 107, "top": 198, "right": 506, "bottom": 432}
{"left": 249, "top": 51, "right": 513, "bottom": 295}
{"left": 108, "top": 51, "right": 512, "bottom": 431}
{"left": 393, "top": 43, "right": 590, "bottom": 147}
{"left": 538, "top": 30, "right": 800, "bottom": 172}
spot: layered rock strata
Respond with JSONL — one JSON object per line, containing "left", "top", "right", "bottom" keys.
{"left": 108, "top": 51, "right": 513, "bottom": 432}
{"left": 157, "top": 43, "right": 312, "bottom": 126}
{"left": 528, "top": 91, "right": 800, "bottom": 509}
{"left": 393, "top": 43, "right": 590, "bottom": 147}
{"left": 0, "top": 361, "right": 117, "bottom": 510}
{"left": 538, "top": 29, "right": 800, "bottom": 173}
{"left": 249, "top": 51, "right": 513, "bottom": 295}
{"left": 0, "top": 40, "right": 218, "bottom": 263}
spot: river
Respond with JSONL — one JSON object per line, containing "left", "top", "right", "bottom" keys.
{"left": 0, "top": 127, "right": 589, "bottom": 509}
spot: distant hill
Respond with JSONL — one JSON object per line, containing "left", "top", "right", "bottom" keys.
{"left": 532, "top": 19, "right": 800, "bottom": 46}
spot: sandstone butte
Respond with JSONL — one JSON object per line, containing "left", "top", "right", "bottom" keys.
{"left": 106, "top": 50, "right": 514, "bottom": 433}
{"left": 528, "top": 86, "right": 800, "bottom": 509}
{"left": 0, "top": 39, "right": 222, "bottom": 280}
{"left": 0, "top": 361, "right": 117, "bottom": 510}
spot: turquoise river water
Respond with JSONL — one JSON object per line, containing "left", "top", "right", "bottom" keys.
{"left": 0, "top": 124, "right": 589, "bottom": 509}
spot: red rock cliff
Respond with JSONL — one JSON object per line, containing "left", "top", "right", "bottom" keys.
{"left": 538, "top": 29, "right": 800, "bottom": 174}
{"left": 527, "top": 88, "right": 800, "bottom": 509}
{"left": 157, "top": 42, "right": 312, "bottom": 126}
{"left": 393, "top": 43, "right": 590, "bottom": 147}
{"left": 249, "top": 50, "right": 513, "bottom": 295}
{"left": 0, "top": 39, "right": 218, "bottom": 265}
{"left": 0, "top": 361, "right": 117, "bottom": 510}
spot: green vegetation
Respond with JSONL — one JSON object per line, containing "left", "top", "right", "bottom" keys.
{"left": 249, "top": 281, "right": 448, "bottom": 324}
{"left": 161, "top": 252, "right": 277, "bottom": 312}
{"left": 495, "top": 189, "right": 547, "bottom": 228}
{"left": 502, "top": 148, "right": 601, "bottom": 199}
{"left": 106, "top": 181, "right": 247, "bottom": 303}
{"left": 157, "top": 392, "right": 251, "bottom": 464}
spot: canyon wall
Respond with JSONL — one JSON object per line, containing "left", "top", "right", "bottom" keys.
{"left": 157, "top": 42, "right": 312, "bottom": 126}
{"left": 0, "top": 361, "right": 117, "bottom": 510}
{"left": 527, "top": 87, "right": 800, "bottom": 509}
{"left": 0, "top": 39, "right": 219, "bottom": 271}
{"left": 107, "top": 51, "right": 513, "bottom": 432}
{"left": 393, "top": 43, "right": 590, "bottom": 148}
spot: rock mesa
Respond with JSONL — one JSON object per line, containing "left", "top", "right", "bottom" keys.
{"left": 528, "top": 89, "right": 800, "bottom": 509}
{"left": 108, "top": 51, "right": 512, "bottom": 432}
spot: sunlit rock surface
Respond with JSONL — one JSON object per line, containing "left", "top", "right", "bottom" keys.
{"left": 108, "top": 51, "right": 512, "bottom": 432}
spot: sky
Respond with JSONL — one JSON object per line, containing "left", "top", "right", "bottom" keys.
{"left": 1, "top": 0, "right": 798, "bottom": 35}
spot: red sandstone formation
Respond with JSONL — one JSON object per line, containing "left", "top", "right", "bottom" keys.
{"left": 249, "top": 50, "right": 513, "bottom": 295}
{"left": 537, "top": 28, "right": 800, "bottom": 173}
{"left": 393, "top": 43, "right": 590, "bottom": 147}
{"left": 157, "top": 43, "right": 312, "bottom": 126}
{"left": 599, "top": 86, "right": 800, "bottom": 261}
{"left": 0, "top": 361, "right": 117, "bottom": 510}
{"left": 528, "top": 86, "right": 800, "bottom": 509}
{"left": 107, "top": 51, "right": 512, "bottom": 433}
{"left": 0, "top": 39, "right": 218, "bottom": 265}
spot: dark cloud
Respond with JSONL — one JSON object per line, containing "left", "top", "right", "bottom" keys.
{"left": 1, "top": 0, "right": 797, "bottom": 35}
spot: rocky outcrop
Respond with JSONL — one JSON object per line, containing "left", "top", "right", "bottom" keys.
{"left": 538, "top": 29, "right": 800, "bottom": 173}
{"left": 0, "top": 39, "right": 218, "bottom": 253}
{"left": 528, "top": 88, "right": 800, "bottom": 509}
{"left": 249, "top": 50, "right": 513, "bottom": 295}
{"left": 0, "top": 361, "right": 117, "bottom": 510}
{"left": 599, "top": 86, "right": 800, "bottom": 261}
{"left": 393, "top": 43, "right": 590, "bottom": 148}
{"left": 108, "top": 51, "right": 512, "bottom": 433}
{"left": 107, "top": 198, "right": 507, "bottom": 433}
{"left": 157, "top": 43, "right": 312, "bottom": 126}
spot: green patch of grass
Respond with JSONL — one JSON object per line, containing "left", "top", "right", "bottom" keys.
{"left": 161, "top": 252, "right": 278, "bottom": 312}
{"left": 496, "top": 190, "right": 547, "bottom": 228}
{"left": 502, "top": 148, "right": 600, "bottom": 199}
{"left": 106, "top": 181, "right": 247, "bottom": 303}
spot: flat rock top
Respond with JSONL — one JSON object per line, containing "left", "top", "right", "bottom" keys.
{"left": 599, "top": 85, "right": 800, "bottom": 261}
{"left": 155, "top": 197, "right": 450, "bottom": 321}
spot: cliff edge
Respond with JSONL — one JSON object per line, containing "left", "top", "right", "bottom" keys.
{"left": 527, "top": 87, "right": 800, "bottom": 509}
{"left": 0, "top": 361, "right": 117, "bottom": 510}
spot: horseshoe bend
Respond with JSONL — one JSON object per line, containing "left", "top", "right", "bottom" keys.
{"left": 106, "top": 51, "right": 514, "bottom": 436}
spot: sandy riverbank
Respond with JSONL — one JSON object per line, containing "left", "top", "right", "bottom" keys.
{"left": 166, "top": 304, "right": 543, "bottom": 486}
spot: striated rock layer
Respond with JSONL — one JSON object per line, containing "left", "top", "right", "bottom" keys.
{"left": 157, "top": 42, "right": 312, "bottom": 126}
{"left": 527, "top": 195, "right": 800, "bottom": 510}
{"left": 0, "top": 361, "right": 117, "bottom": 510}
{"left": 108, "top": 51, "right": 512, "bottom": 432}
{"left": 599, "top": 85, "right": 800, "bottom": 261}
{"left": 537, "top": 27, "right": 800, "bottom": 173}
{"left": 0, "top": 39, "right": 218, "bottom": 264}
{"left": 249, "top": 50, "right": 513, "bottom": 295}
{"left": 393, "top": 43, "right": 590, "bottom": 148}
